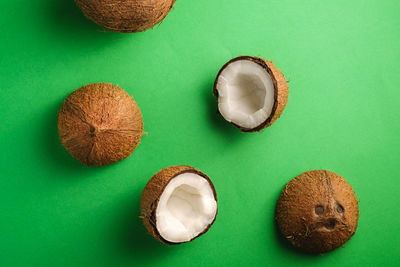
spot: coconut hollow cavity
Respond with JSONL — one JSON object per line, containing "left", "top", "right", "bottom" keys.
{"left": 141, "top": 166, "right": 218, "bottom": 244}
{"left": 276, "top": 170, "right": 359, "bottom": 254}
{"left": 75, "top": 0, "right": 176, "bottom": 33}
{"left": 58, "top": 83, "right": 143, "bottom": 166}
{"left": 213, "top": 56, "right": 289, "bottom": 132}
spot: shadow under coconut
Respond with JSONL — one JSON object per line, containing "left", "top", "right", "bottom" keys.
{"left": 271, "top": 185, "right": 325, "bottom": 260}
{"left": 203, "top": 79, "right": 244, "bottom": 139}
{"left": 45, "top": 0, "right": 124, "bottom": 46}
{"left": 112, "top": 186, "right": 171, "bottom": 263}
{"left": 38, "top": 100, "right": 96, "bottom": 177}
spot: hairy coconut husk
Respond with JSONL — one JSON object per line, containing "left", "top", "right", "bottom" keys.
{"left": 75, "top": 0, "right": 176, "bottom": 33}
{"left": 58, "top": 83, "right": 143, "bottom": 166}
{"left": 140, "top": 165, "right": 218, "bottom": 244}
{"left": 213, "top": 56, "right": 289, "bottom": 132}
{"left": 276, "top": 170, "right": 359, "bottom": 253}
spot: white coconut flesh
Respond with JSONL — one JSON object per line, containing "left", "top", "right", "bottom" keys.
{"left": 216, "top": 59, "right": 275, "bottom": 129}
{"left": 155, "top": 172, "right": 217, "bottom": 243}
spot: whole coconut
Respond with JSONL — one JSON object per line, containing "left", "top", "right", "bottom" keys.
{"left": 75, "top": 0, "right": 176, "bottom": 33}
{"left": 58, "top": 83, "right": 143, "bottom": 166}
{"left": 276, "top": 170, "right": 359, "bottom": 253}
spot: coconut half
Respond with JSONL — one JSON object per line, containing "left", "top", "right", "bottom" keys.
{"left": 57, "top": 83, "right": 143, "bottom": 166}
{"left": 75, "top": 0, "right": 176, "bottom": 33}
{"left": 141, "top": 166, "right": 218, "bottom": 244}
{"left": 213, "top": 56, "right": 289, "bottom": 132}
{"left": 276, "top": 170, "right": 359, "bottom": 254}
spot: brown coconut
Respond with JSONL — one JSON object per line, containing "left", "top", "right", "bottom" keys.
{"left": 213, "top": 56, "right": 289, "bottom": 132}
{"left": 140, "top": 165, "right": 218, "bottom": 244}
{"left": 75, "top": 0, "right": 176, "bottom": 33}
{"left": 58, "top": 83, "right": 143, "bottom": 166}
{"left": 276, "top": 170, "right": 359, "bottom": 253}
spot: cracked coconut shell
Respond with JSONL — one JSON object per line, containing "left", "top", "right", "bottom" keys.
{"left": 58, "top": 83, "right": 143, "bottom": 166}
{"left": 75, "top": 0, "right": 176, "bottom": 33}
{"left": 213, "top": 56, "right": 289, "bottom": 132}
{"left": 140, "top": 165, "right": 218, "bottom": 244}
{"left": 276, "top": 170, "right": 359, "bottom": 254}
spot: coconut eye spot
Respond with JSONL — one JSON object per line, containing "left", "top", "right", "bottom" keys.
{"left": 315, "top": 205, "right": 325, "bottom": 215}
{"left": 324, "top": 218, "right": 338, "bottom": 230}
{"left": 216, "top": 59, "right": 275, "bottom": 129}
{"left": 336, "top": 203, "right": 344, "bottom": 214}
{"left": 156, "top": 173, "right": 217, "bottom": 243}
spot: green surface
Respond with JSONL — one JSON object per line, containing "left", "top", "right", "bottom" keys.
{"left": 1, "top": 0, "right": 400, "bottom": 266}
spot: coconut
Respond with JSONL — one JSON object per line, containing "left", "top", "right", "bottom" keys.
{"left": 57, "top": 83, "right": 143, "bottom": 166}
{"left": 75, "top": 0, "right": 176, "bottom": 33}
{"left": 275, "top": 170, "right": 359, "bottom": 254}
{"left": 140, "top": 166, "right": 218, "bottom": 244}
{"left": 213, "top": 56, "right": 289, "bottom": 132}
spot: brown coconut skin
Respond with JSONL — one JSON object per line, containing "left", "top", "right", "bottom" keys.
{"left": 75, "top": 0, "right": 176, "bottom": 33}
{"left": 276, "top": 170, "right": 359, "bottom": 254}
{"left": 140, "top": 166, "right": 218, "bottom": 245}
{"left": 213, "top": 56, "right": 289, "bottom": 132}
{"left": 58, "top": 83, "right": 143, "bottom": 166}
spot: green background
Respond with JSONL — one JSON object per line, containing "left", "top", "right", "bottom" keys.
{"left": 1, "top": 0, "right": 399, "bottom": 266}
